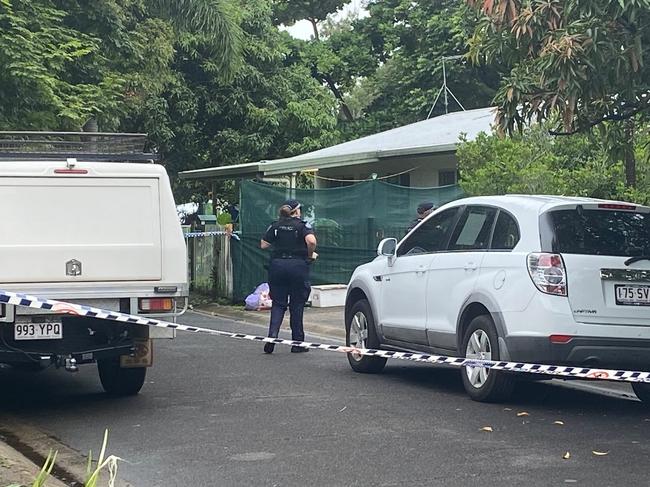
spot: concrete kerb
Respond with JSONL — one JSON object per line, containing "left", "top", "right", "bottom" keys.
{"left": 0, "top": 415, "right": 132, "bottom": 487}
{"left": 192, "top": 303, "right": 346, "bottom": 341}
{"left": 0, "top": 437, "right": 68, "bottom": 487}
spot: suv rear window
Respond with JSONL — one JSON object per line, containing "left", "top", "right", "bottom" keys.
{"left": 542, "top": 208, "right": 650, "bottom": 257}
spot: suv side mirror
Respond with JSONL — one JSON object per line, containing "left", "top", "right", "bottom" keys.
{"left": 377, "top": 238, "right": 397, "bottom": 259}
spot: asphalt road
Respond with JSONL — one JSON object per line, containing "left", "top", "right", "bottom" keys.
{"left": 1, "top": 312, "right": 650, "bottom": 487}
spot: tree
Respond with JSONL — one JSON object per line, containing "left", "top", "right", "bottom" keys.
{"left": 274, "top": 0, "right": 358, "bottom": 120}
{"left": 467, "top": 0, "right": 650, "bottom": 186}
{"left": 150, "top": 0, "right": 243, "bottom": 81}
{"left": 355, "top": 0, "right": 500, "bottom": 128}
{"left": 272, "top": 0, "right": 347, "bottom": 40}
{"left": 457, "top": 125, "right": 625, "bottom": 199}
{"left": 0, "top": 0, "right": 124, "bottom": 129}
{"left": 282, "top": 0, "right": 500, "bottom": 132}
{"left": 127, "top": 0, "right": 340, "bottom": 202}
{"left": 0, "top": 0, "right": 243, "bottom": 130}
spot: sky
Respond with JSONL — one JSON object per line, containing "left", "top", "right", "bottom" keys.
{"left": 282, "top": 0, "right": 368, "bottom": 40}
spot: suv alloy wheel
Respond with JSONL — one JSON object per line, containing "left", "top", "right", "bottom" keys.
{"left": 460, "top": 315, "right": 515, "bottom": 402}
{"left": 345, "top": 299, "right": 387, "bottom": 374}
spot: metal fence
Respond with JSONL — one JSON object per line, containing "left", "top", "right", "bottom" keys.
{"left": 187, "top": 233, "right": 234, "bottom": 299}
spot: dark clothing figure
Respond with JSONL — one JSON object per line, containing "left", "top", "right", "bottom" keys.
{"left": 226, "top": 203, "right": 239, "bottom": 223}
{"left": 407, "top": 201, "right": 437, "bottom": 233}
{"left": 263, "top": 216, "right": 312, "bottom": 260}
{"left": 407, "top": 216, "right": 425, "bottom": 233}
{"left": 262, "top": 214, "right": 314, "bottom": 352}
{"left": 267, "top": 258, "right": 310, "bottom": 341}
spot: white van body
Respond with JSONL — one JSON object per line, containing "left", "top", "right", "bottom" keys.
{"left": 0, "top": 157, "right": 188, "bottom": 395}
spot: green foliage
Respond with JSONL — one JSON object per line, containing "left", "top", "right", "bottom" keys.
{"left": 468, "top": 0, "right": 650, "bottom": 134}
{"left": 6, "top": 430, "right": 119, "bottom": 487}
{"left": 151, "top": 0, "right": 243, "bottom": 81}
{"left": 0, "top": 1, "right": 124, "bottom": 129}
{"left": 272, "top": 0, "right": 347, "bottom": 30}
{"left": 0, "top": 0, "right": 243, "bottom": 130}
{"left": 457, "top": 124, "right": 650, "bottom": 203}
{"left": 31, "top": 449, "right": 57, "bottom": 487}
{"left": 284, "top": 0, "right": 500, "bottom": 135}
{"left": 130, "top": 0, "right": 339, "bottom": 202}
{"left": 355, "top": 0, "right": 499, "bottom": 127}
{"left": 85, "top": 429, "right": 119, "bottom": 487}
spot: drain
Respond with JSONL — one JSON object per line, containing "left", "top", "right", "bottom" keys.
{"left": 0, "top": 429, "right": 83, "bottom": 487}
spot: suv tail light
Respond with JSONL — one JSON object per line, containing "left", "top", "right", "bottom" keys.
{"left": 139, "top": 298, "right": 173, "bottom": 313}
{"left": 527, "top": 253, "right": 567, "bottom": 296}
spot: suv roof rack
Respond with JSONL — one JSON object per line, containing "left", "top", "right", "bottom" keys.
{"left": 0, "top": 131, "right": 159, "bottom": 162}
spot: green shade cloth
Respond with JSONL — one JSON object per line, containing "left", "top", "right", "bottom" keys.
{"left": 232, "top": 180, "right": 464, "bottom": 301}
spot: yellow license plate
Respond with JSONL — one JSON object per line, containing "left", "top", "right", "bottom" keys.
{"left": 120, "top": 339, "right": 153, "bottom": 368}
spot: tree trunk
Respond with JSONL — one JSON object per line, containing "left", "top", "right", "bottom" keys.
{"left": 82, "top": 118, "right": 98, "bottom": 132}
{"left": 321, "top": 74, "right": 354, "bottom": 121}
{"left": 82, "top": 117, "right": 98, "bottom": 153}
{"left": 624, "top": 119, "right": 636, "bottom": 187}
{"left": 308, "top": 17, "right": 320, "bottom": 41}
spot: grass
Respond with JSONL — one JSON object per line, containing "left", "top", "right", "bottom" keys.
{"left": 5, "top": 430, "right": 120, "bottom": 487}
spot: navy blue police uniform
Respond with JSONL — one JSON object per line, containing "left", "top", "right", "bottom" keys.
{"left": 262, "top": 208, "right": 314, "bottom": 353}
{"left": 407, "top": 201, "right": 436, "bottom": 233}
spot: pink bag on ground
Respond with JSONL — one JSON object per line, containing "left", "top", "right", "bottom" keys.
{"left": 245, "top": 283, "right": 273, "bottom": 311}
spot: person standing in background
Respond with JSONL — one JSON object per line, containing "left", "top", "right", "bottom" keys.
{"left": 260, "top": 199, "right": 317, "bottom": 354}
{"left": 407, "top": 201, "right": 437, "bottom": 233}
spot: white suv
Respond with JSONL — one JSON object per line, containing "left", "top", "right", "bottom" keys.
{"left": 344, "top": 195, "right": 650, "bottom": 403}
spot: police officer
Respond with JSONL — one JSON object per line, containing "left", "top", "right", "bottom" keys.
{"left": 407, "top": 201, "right": 437, "bottom": 233}
{"left": 260, "top": 199, "right": 317, "bottom": 354}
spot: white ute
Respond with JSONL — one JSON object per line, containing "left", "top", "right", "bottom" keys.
{"left": 0, "top": 132, "right": 187, "bottom": 395}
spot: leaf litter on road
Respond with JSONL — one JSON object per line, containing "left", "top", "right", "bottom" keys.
{"left": 563, "top": 452, "right": 571, "bottom": 460}
{"left": 592, "top": 451, "right": 609, "bottom": 456}
{"left": 480, "top": 426, "right": 493, "bottom": 432}
{"left": 517, "top": 411, "right": 530, "bottom": 417}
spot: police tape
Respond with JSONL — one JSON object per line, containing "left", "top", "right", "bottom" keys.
{"left": 184, "top": 231, "right": 240, "bottom": 241}
{"left": 1, "top": 288, "right": 649, "bottom": 384}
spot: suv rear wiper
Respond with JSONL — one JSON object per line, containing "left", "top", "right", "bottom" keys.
{"left": 625, "top": 256, "right": 650, "bottom": 266}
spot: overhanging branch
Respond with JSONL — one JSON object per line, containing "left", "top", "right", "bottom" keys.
{"left": 549, "top": 101, "right": 650, "bottom": 136}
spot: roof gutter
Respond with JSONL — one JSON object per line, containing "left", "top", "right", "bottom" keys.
{"left": 262, "top": 152, "right": 379, "bottom": 176}
{"left": 178, "top": 162, "right": 264, "bottom": 180}
{"left": 377, "top": 143, "right": 459, "bottom": 159}
{"left": 178, "top": 142, "right": 460, "bottom": 181}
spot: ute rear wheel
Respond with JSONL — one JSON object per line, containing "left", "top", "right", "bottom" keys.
{"left": 346, "top": 299, "right": 387, "bottom": 374}
{"left": 460, "top": 315, "right": 515, "bottom": 402}
{"left": 98, "top": 358, "right": 146, "bottom": 396}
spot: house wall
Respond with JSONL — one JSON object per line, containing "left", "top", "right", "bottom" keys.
{"left": 313, "top": 152, "right": 458, "bottom": 188}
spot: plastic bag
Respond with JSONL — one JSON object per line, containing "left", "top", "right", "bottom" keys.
{"left": 245, "top": 283, "right": 273, "bottom": 311}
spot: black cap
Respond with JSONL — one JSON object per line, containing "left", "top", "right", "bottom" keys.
{"left": 283, "top": 199, "right": 301, "bottom": 210}
{"left": 417, "top": 201, "right": 435, "bottom": 214}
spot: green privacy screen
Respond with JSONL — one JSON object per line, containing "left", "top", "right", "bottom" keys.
{"left": 231, "top": 180, "right": 464, "bottom": 301}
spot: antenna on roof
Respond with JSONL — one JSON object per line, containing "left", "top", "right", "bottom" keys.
{"left": 426, "top": 55, "right": 466, "bottom": 119}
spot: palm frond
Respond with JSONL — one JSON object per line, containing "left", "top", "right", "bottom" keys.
{"left": 151, "top": 0, "right": 243, "bottom": 81}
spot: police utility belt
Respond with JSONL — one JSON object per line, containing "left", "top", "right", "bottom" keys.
{"left": 272, "top": 253, "right": 306, "bottom": 259}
